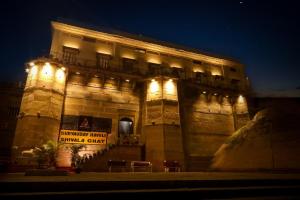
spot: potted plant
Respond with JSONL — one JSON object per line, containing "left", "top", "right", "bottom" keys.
{"left": 69, "top": 144, "right": 86, "bottom": 173}
{"left": 32, "top": 140, "right": 57, "bottom": 169}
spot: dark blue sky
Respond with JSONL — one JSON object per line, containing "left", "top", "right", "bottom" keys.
{"left": 1, "top": 0, "right": 299, "bottom": 96}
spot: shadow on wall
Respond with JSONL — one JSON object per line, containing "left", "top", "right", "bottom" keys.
{"left": 211, "top": 98, "right": 300, "bottom": 171}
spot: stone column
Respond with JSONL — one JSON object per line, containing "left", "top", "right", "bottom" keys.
{"left": 12, "top": 59, "right": 66, "bottom": 165}
{"left": 232, "top": 95, "right": 250, "bottom": 130}
{"left": 144, "top": 77, "right": 185, "bottom": 171}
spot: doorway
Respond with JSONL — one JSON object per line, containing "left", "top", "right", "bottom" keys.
{"left": 118, "top": 117, "right": 134, "bottom": 145}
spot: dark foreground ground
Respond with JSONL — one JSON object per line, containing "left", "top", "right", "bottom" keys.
{"left": 1, "top": 172, "right": 300, "bottom": 199}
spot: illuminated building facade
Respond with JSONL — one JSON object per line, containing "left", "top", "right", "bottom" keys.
{"left": 13, "top": 20, "right": 250, "bottom": 171}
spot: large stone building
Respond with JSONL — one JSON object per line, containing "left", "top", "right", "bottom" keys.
{"left": 13, "top": 20, "right": 250, "bottom": 171}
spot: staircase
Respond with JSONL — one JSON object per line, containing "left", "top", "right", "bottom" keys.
{"left": 81, "top": 144, "right": 144, "bottom": 172}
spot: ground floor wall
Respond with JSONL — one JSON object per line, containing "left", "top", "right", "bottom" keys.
{"left": 56, "top": 82, "right": 141, "bottom": 167}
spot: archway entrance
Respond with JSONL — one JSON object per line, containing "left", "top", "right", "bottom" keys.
{"left": 118, "top": 117, "right": 133, "bottom": 145}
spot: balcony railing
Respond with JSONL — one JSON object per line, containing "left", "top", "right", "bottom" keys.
{"left": 49, "top": 51, "right": 142, "bottom": 76}
{"left": 48, "top": 51, "right": 248, "bottom": 92}
{"left": 191, "top": 74, "right": 248, "bottom": 92}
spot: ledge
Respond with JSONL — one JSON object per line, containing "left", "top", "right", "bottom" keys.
{"left": 25, "top": 169, "right": 69, "bottom": 176}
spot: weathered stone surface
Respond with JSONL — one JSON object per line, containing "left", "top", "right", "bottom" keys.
{"left": 211, "top": 105, "right": 300, "bottom": 171}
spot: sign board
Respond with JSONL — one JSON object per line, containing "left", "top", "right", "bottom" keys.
{"left": 59, "top": 130, "right": 107, "bottom": 145}
{"left": 61, "top": 115, "right": 112, "bottom": 134}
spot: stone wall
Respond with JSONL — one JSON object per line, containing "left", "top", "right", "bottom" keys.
{"left": 180, "top": 84, "right": 238, "bottom": 171}
{"left": 57, "top": 74, "right": 141, "bottom": 167}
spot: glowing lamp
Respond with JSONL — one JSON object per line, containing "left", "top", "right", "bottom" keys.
{"left": 61, "top": 67, "right": 66, "bottom": 71}
{"left": 165, "top": 79, "right": 175, "bottom": 94}
{"left": 29, "top": 62, "right": 35, "bottom": 67}
{"left": 30, "top": 65, "right": 38, "bottom": 77}
{"left": 76, "top": 72, "right": 80, "bottom": 75}
{"left": 202, "top": 91, "right": 206, "bottom": 94}
{"left": 125, "top": 79, "right": 130, "bottom": 82}
{"left": 238, "top": 95, "right": 244, "bottom": 103}
{"left": 41, "top": 63, "right": 53, "bottom": 78}
{"left": 150, "top": 79, "right": 159, "bottom": 93}
{"left": 55, "top": 69, "right": 65, "bottom": 82}
{"left": 25, "top": 68, "right": 30, "bottom": 73}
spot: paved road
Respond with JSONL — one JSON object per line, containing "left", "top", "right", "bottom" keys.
{"left": 1, "top": 172, "right": 300, "bottom": 199}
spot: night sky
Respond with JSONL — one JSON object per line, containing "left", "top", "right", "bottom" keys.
{"left": 1, "top": 0, "right": 299, "bottom": 97}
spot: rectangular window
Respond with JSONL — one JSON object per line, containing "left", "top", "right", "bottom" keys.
{"left": 62, "top": 46, "right": 79, "bottom": 64}
{"left": 148, "top": 63, "right": 161, "bottom": 75}
{"left": 96, "top": 53, "right": 111, "bottom": 69}
{"left": 123, "top": 58, "right": 135, "bottom": 72}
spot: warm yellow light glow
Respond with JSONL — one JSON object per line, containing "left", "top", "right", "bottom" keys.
{"left": 29, "top": 62, "right": 35, "bottom": 67}
{"left": 147, "top": 58, "right": 161, "bottom": 64}
{"left": 64, "top": 43, "right": 79, "bottom": 49}
{"left": 76, "top": 72, "right": 80, "bottom": 75}
{"left": 226, "top": 95, "right": 229, "bottom": 98}
{"left": 238, "top": 95, "right": 244, "bottom": 103}
{"left": 165, "top": 79, "right": 175, "bottom": 94}
{"left": 25, "top": 68, "right": 30, "bottom": 73}
{"left": 170, "top": 64, "right": 182, "bottom": 68}
{"left": 211, "top": 71, "right": 222, "bottom": 76}
{"left": 202, "top": 91, "right": 206, "bottom": 94}
{"left": 214, "top": 93, "right": 218, "bottom": 96}
{"left": 61, "top": 67, "right": 66, "bottom": 71}
{"left": 125, "top": 79, "right": 130, "bottom": 82}
{"left": 110, "top": 77, "right": 114, "bottom": 80}
{"left": 97, "top": 50, "right": 112, "bottom": 55}
{"left": 122, "top": 54, "right": 135, "bottom": 60}
{"left": 55, "top": 69, "right": 65, "bottom": 82}
{"left": 94, "top": 75, "right": 99, "bottom": 78}
{"left": 30, "top": 65, "right": 38, "bottom": 78}
{"left": 193, "top": 68, "right": 205, "bottom": 73}
{"left": 41, "top": 63, "right": 53, "bottom": 78}
{"left": 150, "top": 80, "right": 159, "bottom": 93}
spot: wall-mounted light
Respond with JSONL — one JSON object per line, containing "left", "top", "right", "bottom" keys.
{"left": 214, "top": 93, "right": 218, "bottom": 96}
{"left": 125, "top": 79, "right": 130, "bottom": 82}
{"left": 55, "top": 69, "right": 65, "bottom": 82}
{"left": 30, "top": 65, "right": 38, "bottom": 77}
{"left": 150, "top": 79, "right": 159, "bottom": 93}
{"left": 238, "top": 95, "right": 244, "bottom": 103}
{"left": 41, "top": 63, "right": 53, "bottom": 77}
{"left": 202, "top": 91, "right": 207, "bottom": 94}
{"left": 165, "top": 79, "right": 175, "bottom": 94}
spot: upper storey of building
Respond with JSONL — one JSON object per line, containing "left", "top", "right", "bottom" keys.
{"left": 48, "top": 20, "right": 249, "bottom": 93}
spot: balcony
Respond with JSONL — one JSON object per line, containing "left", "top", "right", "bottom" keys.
{"left": 49, "top": 51, "right": 142, "bottom": 78}
{"left": 147, "top": 63, "right": 185, "bottom": 78}
{"left": 191, "top": 73, "right": 248, "bottom": 93}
